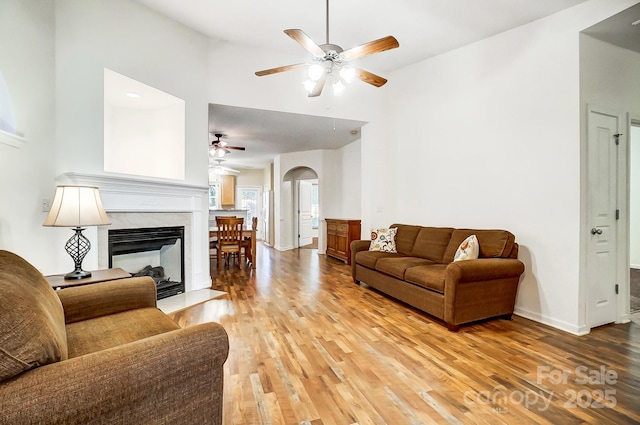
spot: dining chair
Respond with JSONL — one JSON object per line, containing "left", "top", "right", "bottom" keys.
{"left": 216, "top": 216, "right": 244, "bottom": 269}
{"left": 242, "top": 216, "right": 258, "bottom": 265}
{"left": 209, "top": 216, "right": 237, "bottom": 259}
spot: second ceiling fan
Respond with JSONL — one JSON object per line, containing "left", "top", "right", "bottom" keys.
{"left": 210, "top": 133, "right": 245, "bottom": 158}
{"left": 255, "top": 0, "right": 399, "bottom": 97}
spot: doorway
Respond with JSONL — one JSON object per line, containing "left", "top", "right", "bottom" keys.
{"left": 298, "top": 179, "right": 319, "bottom": 249}
{"left": 283, "top": 167, "right": 319, "bottom": 249}
{"left": 628, "top": 119, "right": 640, "bottom": 313}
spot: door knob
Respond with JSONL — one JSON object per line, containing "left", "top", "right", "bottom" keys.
{"left": 591, "top": 228, "right": 603, "bottom": 235}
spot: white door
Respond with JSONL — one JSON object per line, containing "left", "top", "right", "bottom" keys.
{"left": 298, "top": 180, "right": 313, "bottom": 246}
{"left": 262, "top": 189, "right": 271, "bottom": 244}
{"left": 587, "top": 107, "right": 621, "bottom": 328}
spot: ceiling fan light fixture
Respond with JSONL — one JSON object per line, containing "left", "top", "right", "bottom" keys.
{"left": 303, "top": 79, "right": 316, "bottom": 93}
{"left": 254, "top": 0, "right": 398, "bottom": 98}
{"left": 308, "top": 63, "right": 324, "bottom": 81}
{"left": 332, "top": 80, "right": 346, "bottom": 96}
{"left": 339, "top": 66, "right": 355, "bottom": 84}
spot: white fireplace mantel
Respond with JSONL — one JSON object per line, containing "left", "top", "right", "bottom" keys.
{"left": 57, "top": 173, "right": 211, "bottom": 292}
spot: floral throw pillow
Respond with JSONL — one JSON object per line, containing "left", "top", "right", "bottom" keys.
{"left": 369, "top": 228, "right": 398, "bottom": 253}
{"left": 453, "top": 234, "right": 479, "bottom": 262}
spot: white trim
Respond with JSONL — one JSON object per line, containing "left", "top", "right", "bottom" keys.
{"left": 59, "top": 172, "right": 207, "bottom": 196}
{"left": 0, "top": 129, "right": 26, "bottom": 148}
{"left": 514, "top": 308, "right": 589, "bottom": 336}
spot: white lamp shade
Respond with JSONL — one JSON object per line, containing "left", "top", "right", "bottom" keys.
{"left": 43, "top": 186, "right": 111, "bottom": 227}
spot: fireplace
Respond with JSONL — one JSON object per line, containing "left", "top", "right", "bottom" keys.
{"left": 61, "top": 172, "right": 211, "bottom": 292}
{"left": 108, "top": 226, "right": 185, "bottom": 299}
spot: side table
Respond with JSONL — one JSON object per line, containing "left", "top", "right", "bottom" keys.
{"left": 46, "top": 268, "right": 131, "bottom": 290}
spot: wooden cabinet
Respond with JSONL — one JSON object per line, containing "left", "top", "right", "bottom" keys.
{"left": 220, "top": 175, "right": 235, "bottom": 207}
{"left": 325, "top": 219, "right": 361, "bottom": 265}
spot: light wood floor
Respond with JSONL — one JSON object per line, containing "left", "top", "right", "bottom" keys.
{"left": 170, "top": 243, "right": 640, "bottom": 425}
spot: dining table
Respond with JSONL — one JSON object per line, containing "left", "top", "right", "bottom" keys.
{"left": 209, "top": 226, "right": 257, "bottom": 269}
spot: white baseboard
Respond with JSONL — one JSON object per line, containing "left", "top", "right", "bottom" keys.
{"left": 630, "top": 264, "right": 640, "bottom": 269}
{"left": 514, "top": 307, "right": 589, "bottom": 336}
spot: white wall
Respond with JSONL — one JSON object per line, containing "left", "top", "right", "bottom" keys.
{"left": 49, "top": 0, "right": 211, "bottom": 275}
{"left": 2, "top": 0, "right": 213, "bottom": 275}
{"left": 0, "top": 1, "right": 66, "bottom": 271}
{"left": 105, "top": 103, "right": 185, "bottom": 180}
{"left": 368, "top": 0, "right": 639, "bottom": 334}
{"left": 630, "top": 125, "right": 640, "bottom": 267}
{"left": 54, "top": 0, "right": 210, "bottom": 186}
{"left": 235, "top": 169, "right": 266, "bottom": 187}
{"left": 340, "top": 140, "right": 362, "bottom": 228}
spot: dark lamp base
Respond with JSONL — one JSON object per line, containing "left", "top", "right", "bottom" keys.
{"left": 64, "top": 269, "right": 92, "bottom": 280}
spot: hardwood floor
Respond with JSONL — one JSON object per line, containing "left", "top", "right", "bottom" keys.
{"left": 170, "top": 243, "right": 640, "bottom": 425}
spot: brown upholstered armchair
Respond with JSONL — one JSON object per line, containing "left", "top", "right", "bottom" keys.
{"left": 0, "top": 250, "right": 229, "bottom": 425}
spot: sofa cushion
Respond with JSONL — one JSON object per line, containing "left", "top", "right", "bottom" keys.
{"left": 0, "top": 250, "right": 68, "bottom": 382}
{"left": 375, "top": 257, "right": 435, "bottom": 280}
{"left": 369, "top": 228, "right": 397, "bottom": 252}
{"left": 355, "top": 250, "right": 402, "bottom": 269}
{"left": 390, "top": 224, "right": 423, "bottom": 255}
{"left": 65, "top": 307, "right": 180, "bottom": 358}
{"left": 405, "top": 264, "right": 448, "bottom": 294}
{"left": 410, "top": 227, "right": 454, "bottom": 262}
{"left": 443, "top": 229, "right": 516, "bottom": 263}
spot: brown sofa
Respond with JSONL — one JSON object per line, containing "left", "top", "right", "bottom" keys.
{"left": 351, "top": 224, "right": 525, "bottom": 331}
{"left": 0, "top": 250, "right": 229, "bottom": 425}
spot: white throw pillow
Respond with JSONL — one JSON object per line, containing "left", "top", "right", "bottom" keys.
{"left": 453, "top": 234, "right": 479, "bottom": 262}
{"left": 369, "top": 228, "right": 397, "bottom": 253}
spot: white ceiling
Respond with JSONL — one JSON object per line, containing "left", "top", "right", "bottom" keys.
{"left": 136, "top": 0, "right": 589, "bottom": 74}
{"left": 132, "top": 0, "right": 639, "bottom": 171}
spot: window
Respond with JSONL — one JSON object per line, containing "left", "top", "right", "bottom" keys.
{"left": 237, "top": 186, "right": 260, "bottom": 225}
{"left": 209, "top": 183, "right": 219, "bottom": 209}
{"left": 311, "top": 183, "right": 319, "bottom": 229}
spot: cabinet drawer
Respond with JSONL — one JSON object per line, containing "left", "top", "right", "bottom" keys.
{"left": 327, "top": 223, "right": 337, "bottom": 234}
{"left": 335, "top": 224, "right": 348, "bottom": 236}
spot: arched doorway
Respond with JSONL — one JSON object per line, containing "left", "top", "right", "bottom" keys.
{"left": 283, "top": 167, "right": 319, "bottom": 249}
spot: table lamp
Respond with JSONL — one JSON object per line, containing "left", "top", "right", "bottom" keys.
{"left": 43, "top": 185, "right": 111, "bottom": 280}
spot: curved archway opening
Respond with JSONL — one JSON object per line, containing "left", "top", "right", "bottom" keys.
{"left": 283, "top": 166, "right": 319, "bottom": 249}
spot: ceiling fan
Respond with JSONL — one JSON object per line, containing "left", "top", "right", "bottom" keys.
{"left": 209, "top": 133, "right": 246, "bottom": 158}
{"left": 210, "top": 159, "right": 239, "bottom": 175}
{"left": 255, "top": 0, "right": 399, "bottom": 97}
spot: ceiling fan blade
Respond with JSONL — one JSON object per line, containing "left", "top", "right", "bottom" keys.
{"left": 226, "top": 146, "right": 246, "bottom": 151}
{"left": 308, "top": 72, "right": 327, "bottom": 97}
{"left": 284, "top": 29, "right": 326, "bottom": 58}
{"left": 255, "top": 63, "right": 308, "bottom": 76}
{"left": 355, "top": 68, "right": 388, "bottom": 87}
{"left": 340, "top": 35, "right": 399, "bottom": 61}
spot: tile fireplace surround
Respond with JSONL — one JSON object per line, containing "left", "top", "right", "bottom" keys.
{"left": 59, "top": 173, "right": 210, "bottom": 292}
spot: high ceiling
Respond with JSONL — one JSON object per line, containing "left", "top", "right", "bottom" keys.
{"left": 132, "top": 1, "right": 639, "bottom": 171}
{"left": 135, "top": 0, "right": 589, "bottom": 74}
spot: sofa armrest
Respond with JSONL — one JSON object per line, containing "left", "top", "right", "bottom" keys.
{"left": 0, "top": 322, "right": 229, "bottom": 425}
{"left": 443, "top": 258, "right": 525, "bottom": 328}
{"left": 446, "top": 258, "right": 525, "bottom": 283}
{"left": 57, "top": 276, "right": 157, "bottom": 324}
{"left": 351, "top": 239, "right": 371, "bottom": 280}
